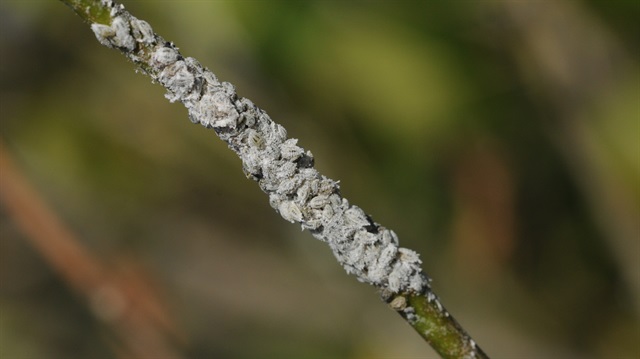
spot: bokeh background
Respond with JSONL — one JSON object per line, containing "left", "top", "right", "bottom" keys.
{"left": 1, "top": 1, "right": 638, "bottom": 358}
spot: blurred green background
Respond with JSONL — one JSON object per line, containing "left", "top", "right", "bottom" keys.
{"left": 1, "top": 1, "right": 638, "bottom": 358}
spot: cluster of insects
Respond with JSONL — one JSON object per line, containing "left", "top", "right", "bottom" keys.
{"left": 89, "top": 4, "right": 428, "bottom": 295}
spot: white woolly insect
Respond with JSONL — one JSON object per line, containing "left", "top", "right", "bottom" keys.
{"left": 235, "top": 98, "right": 257, "bottom": 128}
{"left": 110, "top": 16, "right": 135, "bottom": 51}
{"left": 372, "top": 244, "right": 397, "bottom": 275}
{"left": 152, "top": 46, "right": 179, "bottom": 68}
{"left": 301, "top": 217, "right": 322, "bottom": 231}
{"left": 280, "top": 139, "right": 304, "bottom": 161}
{"left": 346, "top": 243, "right": 366, "bottom": 269}
{"left": 268, "top": 193, "right": 283, "bottom": 210}
{"left": 276, "top": 177, "right": 302, "bottom": 195}
{"left": 202, "top": 71, "right": 220, "bottom": 88}
{"left": 365, "top": 266, "right": 386, "bottom": 284}
{"left": 218, "top": 81, "right": 236, "bottom": 97}
{"left": 295, "top": 182, "right": 313, "bottom": 204}
{"left": 159, "top": 60, "right": 195, "bottom": 102}
{"left": 258, "top": 166, "right": 279, "bottom": 191}
{"left": 398, "top": 247, "right": 421, "bottom": 264}
{"left": 319, "top": 179, "right": 337, "bottom": 195}
{"left": 91, "top": 17, "right": 134, "bottom": 51}
{"left": 410, "top": 274, "right": 426, "bottom": 292}
{"left": 344, "top": 206, "right": 370, "bottom": 228}
{"left": 246, "top": 129, "right": 264, "bottom": 149}
{"left": 91, "top": 23, "right": 116, "bottom": 48}
{"left": 184, "top": 57, "right": 204, "bottom": 74}
{"left": 274, "top": 123, "right": 288, "bottom": 143}
{"left": 308, "top": 194, "right": 329, "bottom": 209}
{"left": 381, "top": 229, "right": 400, "bottom": 245}
{"left": 275, "top": 161, "right": 297, "bottom": 180}
{"left": 194, "top": 91, "right": 239, "bottom": 128}
{"left": 353, "top": 230, "right": 378, "bottom": 244}
{"left": 298, "top": 168, "right": 318, "bottom": 182}
{"left": 388, "top": 261, "right": 414, "bottom": 292}
{"left": 242, "top": 153, "right": 262, "bottom": 179}
{"left": 130, "top": 17, "right": 155, "bottom": 44}
{"left": 322, "top": 204, "right": 335, "bottom": 222}
{"left": 279, "top": 200, "right": 303, "bottom": 223}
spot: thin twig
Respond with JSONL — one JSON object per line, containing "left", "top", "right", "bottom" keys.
{"left": 56, "top": 1, "right": 489, "bottom": 357}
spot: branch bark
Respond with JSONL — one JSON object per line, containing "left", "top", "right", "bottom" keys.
{"left": 57, "top": 1, "right": 489, "bottom": 357}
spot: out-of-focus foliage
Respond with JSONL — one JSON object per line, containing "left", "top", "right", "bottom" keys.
{"left": 0, "top": 1, "right": 638, "bottom": 358}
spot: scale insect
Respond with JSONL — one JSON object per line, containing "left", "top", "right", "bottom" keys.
{"left": 279, "top": 200, "right": 303, "bottom": 223}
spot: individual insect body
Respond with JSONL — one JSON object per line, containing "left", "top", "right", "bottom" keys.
{"left": 280, "top": 139, "right": 304, "bottom": 161}
{"left": 246, "top": 129, "right": 264, "bottom": 149}
{"left": 91, "top": 16, "right": 136, "bottom": 51}
{"left": 159, "top": 60, "right": 196, "bottom": 102}
{"left": 308, "top": 195, "right": 329, "bottom": 209}
{"left": 152, "top": 46, "right": 179, "bottom": 68}
{"left": 344, "top": 206, "right": 370, "bottom": 228}
{"left": 130, "top": 17, "right": 155, "bottom": 44}
{"left": 279, "top": 200, "right": 303, "bottom": 223}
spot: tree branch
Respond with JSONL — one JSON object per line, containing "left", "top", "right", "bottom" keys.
{"left": 58, "top": 1, "right": 489, "bottom": 357}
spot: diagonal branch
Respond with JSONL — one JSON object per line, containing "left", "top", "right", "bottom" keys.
{"left": 58, "top": 1, "right": 489, "bottom": 357}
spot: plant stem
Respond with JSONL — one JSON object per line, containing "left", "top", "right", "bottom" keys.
{"left": 57, "top": 1, "right": 489, "bottom": 357}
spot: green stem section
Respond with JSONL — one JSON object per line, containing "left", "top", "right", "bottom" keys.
{"left": 60, "top": 0, "right": 112, "bottom": 24}
{"left": 57, "top": 0, "right": 490, "bottom": 357}
{"left": 385, "top": 290, "right": 489, "bottom": 358}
